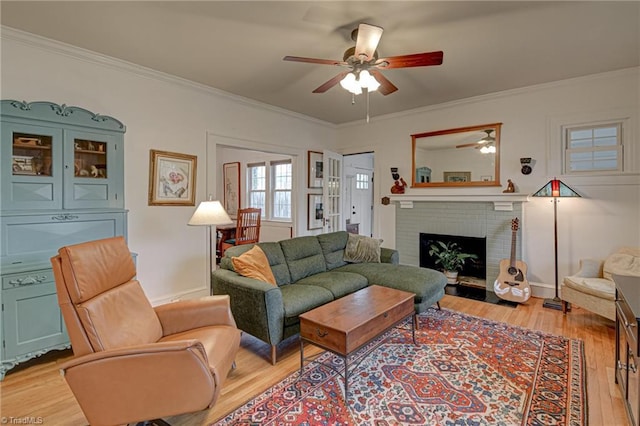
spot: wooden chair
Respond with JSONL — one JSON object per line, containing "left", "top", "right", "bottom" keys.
{"left": 220, "top": 208, "right": 262, "bottom": 256}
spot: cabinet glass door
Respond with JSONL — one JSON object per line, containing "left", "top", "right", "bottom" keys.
{"left": 1, "top": 123, "right": 63, "bottom": 210}
{"left": 64, "top": 130, "right": 122, "bottom": 209}
{"left": 73, "top": 138, "right": 108, "bottom": 179}
{"left": 12, "top": 132, "right": 53, "bottom": 176}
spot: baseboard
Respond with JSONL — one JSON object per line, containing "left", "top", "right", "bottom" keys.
{"left": 529, "top": 281, "right": 556, "bottom": 300}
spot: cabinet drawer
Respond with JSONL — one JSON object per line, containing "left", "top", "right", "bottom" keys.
{"left": 617, "top": 298, "right": 639, "bottom": 356}
{"left": 2, "top": 269, "right": 54, "bottom": 289}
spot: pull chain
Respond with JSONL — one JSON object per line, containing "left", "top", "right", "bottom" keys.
{"left": 366, "top": 88, "right": 370, "bottom": 123}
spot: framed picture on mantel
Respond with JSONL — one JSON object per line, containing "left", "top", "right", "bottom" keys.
{"left": 443, "top": 171, "right": 471, "bottom": 183}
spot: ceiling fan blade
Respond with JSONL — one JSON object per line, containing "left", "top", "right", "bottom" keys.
{"left": 456, "top": 142, "right": 485, "bottom": 149}
{"left": 312, "top": 71, "right": 349, "bottom": 93}
{"left": 376, "top": 51, "right": 444, "bottom": 69}
{"left": 355, "top": 23, "right": 384, "bottom": 62}
{"left": 369, "top": 70, "right": 398, "bottom": 95}
{"left": 283, "top": 56, "right": 346, "bottom": 66}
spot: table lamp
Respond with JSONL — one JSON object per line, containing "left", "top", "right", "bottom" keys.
{"left": 188, "top": 199, "right": 233, "bottom": 295}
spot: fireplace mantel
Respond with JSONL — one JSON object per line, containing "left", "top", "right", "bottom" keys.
{"left": 389, "top": 193, "right": 529, "bottom": 211}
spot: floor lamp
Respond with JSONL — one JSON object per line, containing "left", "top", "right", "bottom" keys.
{"left": 532, "top": 178, "right": 581, "bottom": 310}
{"left": 188, "top": 199, "right": 233, "bottom": 295}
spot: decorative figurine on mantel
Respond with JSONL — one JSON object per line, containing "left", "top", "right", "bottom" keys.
{"left": 503, "top": 179, "right": 516, "bottom": 193}
{"left": 390, "top": 167, "right": 407, "bottom": 194}
{"left": 391, "top": 177, "right": 407, "bottom": 194}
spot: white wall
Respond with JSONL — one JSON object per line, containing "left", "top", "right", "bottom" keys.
{"left": 3, "top": 27, "right": 638, "bottom": 301}
{"left": 336, "top": 68, "right": 640, "bottom": 289}
{"left": 1, "top": 28, "right": 334, "bottom": 303}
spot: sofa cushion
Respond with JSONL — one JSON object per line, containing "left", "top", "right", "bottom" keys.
{"left": 231, "top": 245, "right": 276, "bottom": 285}
{"left": 258, "top": 242, "right": 292, "bottom": 286}
{"left": 280, "top": 236, "right": 327, "bottom": 282}
{"left": 336, "top": 263, "right": 446, "bottom": 303}
{"left": 296, "top": 271, "right": 368, "bottom": 298}
{"left": 280, "top": 283, "right": 334, "bottom": 321}
{"left": 317, "top": 231, "right": 349, "bottom": 270}
{"left": 564, "top": 276, "right": 616, "bottom": 300}
{"left": 343, "top": 233, "right": 382, "bottom": 263}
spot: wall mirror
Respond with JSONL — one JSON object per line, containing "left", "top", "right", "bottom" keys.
{"left": 411, "top": 123, "right": 502, "bottom": 187}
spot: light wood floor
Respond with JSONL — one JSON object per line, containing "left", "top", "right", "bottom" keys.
{"left": 0, "top": 295, "right": 628, "bottom": 426}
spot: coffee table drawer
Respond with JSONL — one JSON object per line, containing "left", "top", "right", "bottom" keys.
{"left": 301, "top": 297, "right": 413, "bottom": 355}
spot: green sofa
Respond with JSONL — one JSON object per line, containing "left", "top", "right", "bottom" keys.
{"left": 212, "top": 231, "right": 446, "bottom": 363}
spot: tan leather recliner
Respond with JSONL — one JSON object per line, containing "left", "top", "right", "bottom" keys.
{"left": 50, "top": 236, "right": 241, "bottom": 426}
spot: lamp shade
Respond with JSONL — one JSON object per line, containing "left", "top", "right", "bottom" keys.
{"left": 532, "top": 178, "right": 581, "bottom": 198}
{"left": 188, "top": 200, "right": 233, "bottom": 226}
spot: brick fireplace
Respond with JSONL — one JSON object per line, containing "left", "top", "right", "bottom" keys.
{"left": 393, "top": 194, "right": 528, "bottom": 291}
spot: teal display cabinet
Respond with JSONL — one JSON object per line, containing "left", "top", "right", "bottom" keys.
{"left": 0, "top": 100, "right": 128, "bottom": 379}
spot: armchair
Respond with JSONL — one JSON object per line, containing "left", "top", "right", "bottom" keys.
{"left": 562, "top": 247, "right": 640, "bottom": 321}
{"left": 50, "top": 236, "right": 241, "bottom": 426}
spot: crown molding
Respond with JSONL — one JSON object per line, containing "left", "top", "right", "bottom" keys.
{"left": 338, "top": 67, "right": 639, "bottom": 129}
{"left": 0, "top": 25, "right": 335, "bottom": 128}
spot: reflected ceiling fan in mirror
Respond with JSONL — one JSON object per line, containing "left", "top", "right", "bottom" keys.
{"left": 283, "top": 23, "right": 443, "bottom": 121}
{"left": 456, "top": 130, "right": 496, "bottom": 153}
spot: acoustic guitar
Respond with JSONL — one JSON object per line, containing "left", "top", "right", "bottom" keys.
{"left": 494, "top": 218, "right": 531, "bottom": 303}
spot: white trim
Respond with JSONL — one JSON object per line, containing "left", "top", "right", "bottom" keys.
{"left": 546, "top": 106, "right": 639, "bottom": 180}
{"left": 390, "top": 193, "right": 529, "bottom": 211}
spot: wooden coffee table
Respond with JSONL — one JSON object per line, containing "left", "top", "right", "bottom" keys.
{"left": 299, "top": 285, "right": 416, "bottom": 395}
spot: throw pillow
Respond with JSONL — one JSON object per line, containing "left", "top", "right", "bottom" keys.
{"left": 231, "top": 245, "right": 277, "bottom": 285}
{"left": 343, "top": 233, "right": 382, "bottom": 263}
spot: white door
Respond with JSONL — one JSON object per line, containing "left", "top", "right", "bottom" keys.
{"left": 322, "top": 150, "right": 344, "bottom": 233}
{"left": 350, "top": 168, "right": 373, "bottom": 236}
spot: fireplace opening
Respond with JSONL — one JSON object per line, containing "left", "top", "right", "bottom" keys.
{"left": 420, "top": 233, "right": 487, "bottom": 288}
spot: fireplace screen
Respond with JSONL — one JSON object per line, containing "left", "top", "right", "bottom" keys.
{"left": 420, "top": 233, "right": 487, "bottom": 287}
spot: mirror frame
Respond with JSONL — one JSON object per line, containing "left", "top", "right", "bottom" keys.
{"left": 411, "top": 123, "right": 502, "bottom": 188}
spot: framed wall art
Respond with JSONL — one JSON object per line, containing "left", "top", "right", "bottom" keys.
{"left": 148, "top": 149, "right": 197, "bottom": 206}
{"left": 443, "top": 171, "right": 471, "bottom": 183}
{"left": 307, "top": 193, "right": 324, "bottom": 230}
{"left": 223, "top": 162, "right": 241, "bottom": 216}
{"left": 307, "top": 151, "right": 323, "bottom": 189}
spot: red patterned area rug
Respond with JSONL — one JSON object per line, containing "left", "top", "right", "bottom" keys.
{"left": 213, "top": 308, "right": 586, "bottom": 425}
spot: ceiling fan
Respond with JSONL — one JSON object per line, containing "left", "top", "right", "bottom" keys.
{"left": 456, "top": 130, "right": 496, "bottom": 153}
{"left": 283, "top": 23, "right": 443, "bottom": 96}
{"left": 456, "top": 130, "right": 495, "bottom": 149}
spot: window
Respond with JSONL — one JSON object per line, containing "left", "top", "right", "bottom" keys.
{"left": 564, "top": 123, "right": 622, "bottom": 173}
{"left": 247, "top": 162, "right": 265, "bottom": 214}
{"left": 356, "top": 172, "right": 369, "bottom": 190}
{"left": 271, "top": 160, "right": 292, "bottom": 220}
{"left": 247, "top": 159, "right": 292, "bottom": 221}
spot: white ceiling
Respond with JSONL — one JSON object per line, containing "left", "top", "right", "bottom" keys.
{"left": 2, "top": 1, "right": 638, "bottom": 125}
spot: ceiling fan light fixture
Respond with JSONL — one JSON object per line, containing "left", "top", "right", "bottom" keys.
{"left": 359, "top": 70, "right": 380, "bottom": 92}
{"left": 340, "top": 70, "right": 380, "bottom": 95}
{"left": 480, "top": 145, "right": 496, "bottom": 154}
{"left": 340, "top": 72, "right": 359, "bottom": 94}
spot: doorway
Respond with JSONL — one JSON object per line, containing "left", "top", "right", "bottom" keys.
{"left": 344, "top": 152, "right": 374, "bottom": 237}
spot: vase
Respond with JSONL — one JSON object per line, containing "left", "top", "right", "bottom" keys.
{"left": 444, "top": 270, "right": 459, "bottom": 285}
